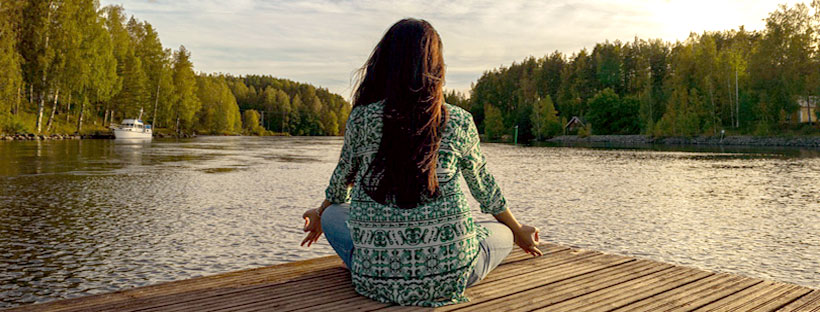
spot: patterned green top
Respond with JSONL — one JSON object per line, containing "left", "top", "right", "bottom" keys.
{"left": 324, "top": 101, "right": 507, "bottom": 307}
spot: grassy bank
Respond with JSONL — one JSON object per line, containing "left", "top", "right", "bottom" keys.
{"left": 0, "top": 111, "right": 108, "bottom": 137}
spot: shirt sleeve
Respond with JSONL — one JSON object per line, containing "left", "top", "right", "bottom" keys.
{"left": 458, "top": 114, "right": 507, "bottom": 215}
{"left": 324, "top": 111, "right": 359, "bottom": 204}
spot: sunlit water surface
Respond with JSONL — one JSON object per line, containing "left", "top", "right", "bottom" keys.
{"left": 0, "top": 137, "right": 818, "bottom": 308}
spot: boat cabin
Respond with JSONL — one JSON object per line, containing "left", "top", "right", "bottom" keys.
{"left": 120, "top": 119, "right": 149, "bottom": 130}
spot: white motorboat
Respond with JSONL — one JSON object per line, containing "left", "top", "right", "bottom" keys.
{"left": 113, "top": 119, "right": 152, "bottom": 140}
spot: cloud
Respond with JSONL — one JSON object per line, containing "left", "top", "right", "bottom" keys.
{"left": 101, "top": 0, "right": 804, "bottom": 98}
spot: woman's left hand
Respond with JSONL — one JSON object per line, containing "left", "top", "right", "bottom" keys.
{"left": 301, "top": 208, "right": 323, "bottom": 247}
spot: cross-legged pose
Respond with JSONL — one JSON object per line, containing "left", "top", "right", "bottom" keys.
{"left": 300, "top": 18, "right": 542, "bottom": 307}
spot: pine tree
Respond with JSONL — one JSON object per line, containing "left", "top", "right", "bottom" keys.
{"left": 171, "top": 45, "right": 200, "bottom": 133}
{"left": 132, "top": 21, "right": 168, "bottom": 125}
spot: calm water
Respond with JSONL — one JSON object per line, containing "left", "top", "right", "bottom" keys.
{"left": 1, "top": 137, "right": 819, "bottom": 308}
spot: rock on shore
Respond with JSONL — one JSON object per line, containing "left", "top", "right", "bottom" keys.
{"left": 0, "top": 134, "right": 83, "bottom": 141}
{"left": 547, "top": 135, "right": 820, "bottom": 148}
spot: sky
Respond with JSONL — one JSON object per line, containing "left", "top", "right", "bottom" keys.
{"left": 100, "top": 0, "right": 805, "bottom": 99}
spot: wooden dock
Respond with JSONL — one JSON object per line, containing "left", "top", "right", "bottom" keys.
{"left": 5, "top": 243, "right": 819, "bottom": 311}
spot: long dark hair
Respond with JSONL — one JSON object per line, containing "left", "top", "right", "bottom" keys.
{"left": 352, "top": 18, "right": 447, "bottom": 209}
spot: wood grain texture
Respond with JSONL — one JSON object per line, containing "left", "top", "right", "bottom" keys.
{"left": 3, "top": 243, "right": 817, "bottom": 312}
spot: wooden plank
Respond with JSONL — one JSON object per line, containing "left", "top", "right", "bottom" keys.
{"left": 241, "top": 246, "right": 564, "bottom": 312}
{"left": 176, "top": 282, "right": 356, "bottom": 311}
{"left": 290, "top": 295, "right": 392, "bottom": 312}
{"left": 95, "top": 267, "right": 350, "bottom": 311}
{"left": 777, "top": 290, "right": 820, "bottom": 312}
{"left": 258, "top": 248, "right": 596, "bottom": 312}
{"left": 137, "top": 273, "right": 353, "bottom": 312}
{"left": 104, "top": 269, "right": 351, "bottom": 312}
{"left": 365, "top": 250, "right": 620, "bottom": 312}
{"left": 694, "top": 281, "right": 813, "bottom": 312}
{"left": 63, "top": 270, "right": 350, "bottom": 312}
{"left": 443, "top": 259, "right": 670, "bottom": 312}
{"left": 499, "top": 244, "right": 569, "bottom": 264}
{"left": 5, "top": 256, "right": 344, "bottom": 312}
{"left": 612, "top": 273, "right": 762, "bottom": 312}
{"left": 531, "top": 266, "right": 712, "bottom": 312}
{"left": 15, "top": 247, "right": 546, "bottom": 312}
{"left": 472, "top": 249, "right": 599, "bottom": 284}
{"left": 378, "top": 253, "right": 637, "bottom": 312}
{"left": 451, "top": 254, "right": 633, "bottom": 305}
{"left": 219, "top": 284, "right": 363, "bottom": 312}
{"left": 4, "top": 244, "right": 818, "bottom": 312}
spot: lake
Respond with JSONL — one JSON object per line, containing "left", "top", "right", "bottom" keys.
{"left": 1, "top": 136, "right": 818, "bottom": 308}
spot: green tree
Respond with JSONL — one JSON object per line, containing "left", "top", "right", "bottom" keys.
{"left": 750, "top": 3, "right": 814, "bottom": 128}
{"left": 56, "top": 0, "right": 88, "bottom": 127}
{"left": 586, "top": 88, "right": 639, "bottom": 135}
{"left": 320, "top": 110, "right": 339, "bottom": 135}
{"left": 289, "top": 93, "right": 302, "bottom": 134}
{"left": 195, "top": 75, "right": 241, "bottom": 134}
{"left": 19, "top": 0, "right": 61, "bottom": 133}
{"left": 592, "top": 41, "right": 623, "bottom": 92}
{"left": 43, "top": 0, "right": 87, "bottom": 132}
{"left": 77, "top": 0, "right": 118, "bottom": 134}
{"left": 537, "top": 51, "right": 565, "bottom": 102}
{"left": 101, "top": 5, "right": 130, "bottom": 124}
{"left": 556, "top": 49, "right": 595, "bottom": 118}
{"left": 132, "top": 21, "right": 169, "bottom": 126}
{"left": 116, "top": 50, "right": 149, "bottom": 119}
{"left": 484, "top": 104, "right": 505, "bottom": 140}
{"left": 171, "top": 45, "right": 200, "bottom": 133}
{"left": 530, "top": 95, "right": 562, "bottom": 140}
{"left": 152, "top": 62, "right": 175, "bottom": 128}
{"left": 242, "top": 109, "right": 266, "bottom": 135}
{"left": 0, "top": 3, "right": 23, "bottom": 118}
{"left": 444, "top": 89, "right": 469, "bottom": 110}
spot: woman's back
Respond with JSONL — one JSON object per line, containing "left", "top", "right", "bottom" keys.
{"left": 303, "top": 18, "right": 540, "bottom": 308}
{"left": 324, "top": 101, "right": 507, "bottom": 306}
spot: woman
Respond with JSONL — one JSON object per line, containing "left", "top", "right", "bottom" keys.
{"left": 300, "top": 18, "right": 542, "bottom": 307}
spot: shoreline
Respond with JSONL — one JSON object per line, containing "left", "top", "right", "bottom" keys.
{"left": 6, "top": 133, "right": 820, "bottom": 148}
{"left": 545, "top": 135, "right": 820, "bottom": 148}
{"left": 0, "top": 132, "right": 198, "bottom": 141}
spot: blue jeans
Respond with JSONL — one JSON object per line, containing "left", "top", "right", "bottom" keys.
{"left": 321, "top": 204, "right": 513, "bottom": 287}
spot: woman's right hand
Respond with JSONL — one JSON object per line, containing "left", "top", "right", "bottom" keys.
{"left": 301, "top": 208, "right": 323, "bottom": 247}
{"left": 513, "top": 224, "right": 542, "bottom": 257}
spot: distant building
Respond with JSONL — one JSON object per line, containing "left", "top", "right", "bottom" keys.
{"left": 795, "top": 96, "right": 819, "bottom": 123}
{"left": 565, "top": 116, "right": 586, "bottom": 134}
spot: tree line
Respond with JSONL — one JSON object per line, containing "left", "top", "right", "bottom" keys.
{"left": 227, "top": 75, "right": 350, "bottom": 136}
{"left": 0, "top": 0, "right": 350, "bottom": 136}
{"left": 467, "top": 2, "right": 820, "bottom": 141}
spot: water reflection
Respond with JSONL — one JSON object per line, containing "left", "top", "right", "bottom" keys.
{"left": 0, "top": 137, "right": 818, "bottom": 308}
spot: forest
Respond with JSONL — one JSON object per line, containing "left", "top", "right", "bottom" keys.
{"left": 5, "top": 1, "right": 820, "bottom": 141}
{"left": 0, "top": 1, "right": 350, "bottom": 136}
{"left": 466, "top": 2, "right": 820, "bottom": 142}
